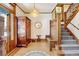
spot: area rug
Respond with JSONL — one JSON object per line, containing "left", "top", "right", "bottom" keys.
{"left": 24, "top": 51, "right": 49, "bottom": 56}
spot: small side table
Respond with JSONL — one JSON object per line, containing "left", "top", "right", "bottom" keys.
{"left": 37, "top": 35, "right": 41, "bottom": 42}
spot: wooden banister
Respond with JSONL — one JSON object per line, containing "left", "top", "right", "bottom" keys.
{"left": 70, "top": 23, "right": 79, "bottom": 30}
{"left": 65, "top": 4, "right": 79, "bottom": 27}
{"left": 66, "top": 3, "right": 73, "bottom": 13}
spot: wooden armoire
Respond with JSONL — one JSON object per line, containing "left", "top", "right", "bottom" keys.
{"left": 17, "top": 16, "right": 31, "bottom": 47}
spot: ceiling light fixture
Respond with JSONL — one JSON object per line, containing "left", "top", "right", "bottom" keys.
{"left": 30, "top": 0, "right": 39, "bottom": 17}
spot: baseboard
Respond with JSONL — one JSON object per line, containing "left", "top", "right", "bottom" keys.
{"left": 31, "top": 39, "right": 46, "bottom": 42}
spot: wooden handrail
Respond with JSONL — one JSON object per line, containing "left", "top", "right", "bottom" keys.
{"left": 65, "top": 4, "right": 79, "bottom": 26}
{"left": 66, "top": 10, "right": 78, "bottom": 25}
{"left": 70, "top": 23, "right": 79, "bottom": 30}
{"left": 66, "top": 3, "right": 73, "bottom": 13}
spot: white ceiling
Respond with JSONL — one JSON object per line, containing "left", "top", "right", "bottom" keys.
{"left": 16, "top": 3, "right": 57, "bottom": 13}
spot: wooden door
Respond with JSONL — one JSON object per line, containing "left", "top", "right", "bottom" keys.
{"left": 26, "top": 17, "right": 31, "bottom": 45}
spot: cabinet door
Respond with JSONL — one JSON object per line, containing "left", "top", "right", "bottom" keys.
{"left": 26, "top": 19, "right": 31, "bottom": 39}
{"left": 17, "top": 16, "right": 27, "bottom": 46}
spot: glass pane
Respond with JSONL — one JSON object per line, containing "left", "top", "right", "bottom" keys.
{"left": 18, "top": 18, "right": 26, "bottom": 37}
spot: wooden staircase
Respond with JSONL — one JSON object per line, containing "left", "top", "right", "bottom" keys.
{"left": 61, "top": 25, "right": 79, "bottom": 56}
{"left": 59, "top": 4, "right": 79, "bottom": 56}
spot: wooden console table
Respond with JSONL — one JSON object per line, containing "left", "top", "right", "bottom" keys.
{"left": 37, "top": 35, "right": 41, "bottom": 42}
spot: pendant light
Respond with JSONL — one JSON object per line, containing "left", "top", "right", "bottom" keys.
{"left": 30, "top": 1, "right": 39, "bottom": 17}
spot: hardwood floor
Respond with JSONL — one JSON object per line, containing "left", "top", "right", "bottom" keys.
{"left": 8, "top": 40, "right": 60, "bottom": 56}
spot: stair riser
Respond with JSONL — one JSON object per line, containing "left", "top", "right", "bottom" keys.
{"left": 65, "top": 54, "right": 79, "bottom": 56}
{"left": 62, "top": 32, "right": 69, "bottom": 34}
{"left": 62, "top": 31, "right": 68, "bottom": 33}
{"left": 61, "top": 31, "right": 68, "bottom": 33}
{"left": 62, "top": 34, "right": 69, "bottom": 35}
{"left": 62, "top": 38, "right": 73, "bottom": 39}
{"left": 62, "top": 40, "right": 76, "bottom": 42}
{"left": 62, "top": 40, "right": 75, "bottom": 41}
{"left": 61, "top": 29, "right": 66, "bottom": 30}
{"left": 62, "top": 35, "right": 71, "bottom": 37}
{"left": 62, "top": 42, "right": 76, "bottom": 44}
{"left": 61, "top": 27, "right": 65, "bottom": 28}
{"left": 62, "top": 47, "right": 79, "bottom": 50}
{"left": 61, "top": 29, "right": 67, "bottom": 31}
{"left": 62, "top": 35, "right": 73, "bottom": 38}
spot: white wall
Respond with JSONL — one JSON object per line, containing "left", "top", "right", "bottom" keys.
{"left": 27, "top": 14, "right": 51, "bottom": 39}
{"left": 16, "top": 6, "right": 24, "bottom": 16}
{"left": 71, "top": 12, "right": 79, "bottom": 29}
{"left": 67, "top": 12, "right": 79, "bottom": 39}
{"left": 67, "top": 24, "right": 79, "bottom": 39}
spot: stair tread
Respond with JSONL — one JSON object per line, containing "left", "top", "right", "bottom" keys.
{"left": 62, "top": 33, "right": 69, "bottom": 34}
{"left": 64, "top": 50, "right": 79, "bottom": 54}
{"left": 62, "top": 33, "right": 69, "bottom": 35}
{"left": 62, "top": 36, "right": 72, "bottom": 37}
{"left": 62, "top": 40, "right": 75, "bottom": 41}
{"left": 62, "top": 37, "right": 74, "bottom": 40}
{"left": 61, "top": 25, "right": 79, "bottom": 56}
{"left": 62, "top": 41, "right": 76, "bottom": 43}
{"left": 62, "top": 47, "right": 79, "bottom": 50}
{"left": 61, "top": 44, "right": 79, "bottom": 47}
{"left": 62, "top": 42, "right": 76, "bottom": 44}
{"left": 62, "top": 37, "right": 73, "bottom": 39}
